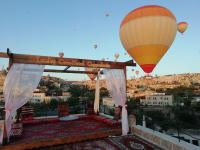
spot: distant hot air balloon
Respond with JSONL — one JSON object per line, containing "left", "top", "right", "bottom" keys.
{"left": 105, "top": 13, "right": 110, "bottom": 17}
{"left": 93, "top": 44, "right": 98, "bottom": 49}
{"left": 131, "top": 69, "right": 134, "bottom": 72}
{"left": 114, "top": 53, "right": 120, "bottom": 60}
{"left": 124, "top": 52, "right": 127, "bottom": 55}
{"left": 120, "top": 5, "right": 177, "bottom": 73}
{"left": 85, "top": 68, "right": 98, "bottom": 81}
{"left": 135, "top": 70, "right": 139, "bottom": 75}
{"left": 59, "top": 52, "right": 64, "bottom": 58}
{"left": 102, "top": 58, "right": 105, "bottom": 61}
{"left": 177, "top": 22, "right": 188, "bottom": 34}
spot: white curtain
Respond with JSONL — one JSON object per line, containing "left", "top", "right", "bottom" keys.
{"left": 103, "top": 69, "right": 129, "bottom": 135}
{"left": 3, "top": 64, "right": 44, "bottom": 140}
{"left": 94, "top": 71, "right": 100, "bottom": 113}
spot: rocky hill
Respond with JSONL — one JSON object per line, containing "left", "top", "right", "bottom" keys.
{"left": 78, "top": 73, "right": 200, "bottom": 97}
{"left": 1, "top": 70, "right": 200, "bottom": 97}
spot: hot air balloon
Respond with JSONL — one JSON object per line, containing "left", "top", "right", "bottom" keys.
{"left": 105, "top": 13, "right": 110, "bottom": 17}
{"left": 114, "top": 53, "right": 120, "bottom": 60}
{"left": 131, "top": 69, "right": 134, "bottom": 72}
{"left": 102, "top": 58, "right": 105, "bottom": 61}
{"left": 59, "top": 52, "right": 64, "bottom": 58}
{"left": 124, "top": 52, "right": 127, "bottom": 55}
{"left": 177, "top": 22, "right": 188, "bottom": 34}
{"left": 85, "top": 68, "right": 98, "bottom": 81}
{"left": 135, "top": 70, "right": 139, "bottom": 75}
{"left": 93, "top": 44, "right": 98, "bottom": 49}
{"left": 120, "top": 5, "right": 177, "bottom": 73}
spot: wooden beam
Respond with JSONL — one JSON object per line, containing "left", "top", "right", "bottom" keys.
{"left": 7, "top": 49, "right": 13, "bottom": 70}
{"left": 124, "top": 60, "right": 136, "bottom": 67}
{"left": 44, "top": 69, "right": 98, "bottom": 74}
{"left": 0, "top": 52, "right": 9, "bottom": 58}
{"left": 0, "top": 52, "right": 136, "bottom": 69}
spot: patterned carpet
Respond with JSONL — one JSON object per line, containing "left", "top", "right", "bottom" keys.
{"left": 11, "top": 117, "right": 119, "bottom": 144}
{"left": 9, "top": 116, "right": 161, "bottom": 149}
{"left": 37, "top": 135, "right": 161, "bottom": 150}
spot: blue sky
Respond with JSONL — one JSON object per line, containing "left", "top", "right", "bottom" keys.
{"left": 0, "top": 0, "right": 199, "bottom": 80}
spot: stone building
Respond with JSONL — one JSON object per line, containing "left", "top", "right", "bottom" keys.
{"left": 140, "top": 93, "right": 173, "bottom": 106}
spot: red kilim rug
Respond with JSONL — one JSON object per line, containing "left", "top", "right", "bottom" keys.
{"left": 11, "top": 117, "right": 119, "bottom": 144}
{"left": 37, "top": 135, "right": 161, "bottom": 150}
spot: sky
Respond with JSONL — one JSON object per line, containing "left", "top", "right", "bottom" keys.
{"left": 0, "top": 0, "right": 200, "bottom": 80}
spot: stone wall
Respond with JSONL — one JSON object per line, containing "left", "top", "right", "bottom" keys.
{"left": 132, "top": 125, "right": 199, "bottom": 150}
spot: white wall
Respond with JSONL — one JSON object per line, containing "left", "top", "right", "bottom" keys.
{"left": 140, "top": 95, "right": 173, "bottom": 106}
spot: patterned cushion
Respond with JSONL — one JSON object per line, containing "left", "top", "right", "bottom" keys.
{"left": 11, "top": 123, "right": 23, "bottom": 137}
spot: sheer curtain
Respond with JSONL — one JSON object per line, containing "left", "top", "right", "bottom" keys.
{"left": 94, "top": 71, "right": 100, "bottom": 113}
{"left": 3, "top": 64, "right": 44, "bottom": 140}
{"left": 103, "top": 69, "right": 129, "bottom": 135}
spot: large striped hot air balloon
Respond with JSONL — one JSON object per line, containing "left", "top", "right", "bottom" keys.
{"left": 120, "top": 5, "right": 177, "bottom": 73}
{"left": 177, "top": 22, "right": 188, "bottom": 34}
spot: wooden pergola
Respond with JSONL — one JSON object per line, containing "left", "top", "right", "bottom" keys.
{"left": 0, "top": 49, "right": 136, "bottom": 76}
{"left": 0, "top": 49, "right": 136, "bottom": 149}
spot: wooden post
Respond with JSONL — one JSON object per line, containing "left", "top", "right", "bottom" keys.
{"left": 123, "top": 66, "right": 127, "bottom": 99}
{"left": 7, "top": 48, "right": 13, "bottom": 70}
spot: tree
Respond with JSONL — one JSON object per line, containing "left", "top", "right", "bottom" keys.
{"left": 49, "top": 98, "right": 58, "bottom": 110}
{"left": 100, "top": 87, "right": 109, "bottom": 98}
{"left": 68, "top": 96, "right": 79, "bottom": 106}
{"left": 192, "top": 102, "right": 200, "bottom": 111}
{"left": 172, "top": 105, "right": 199, "bottom": 129}
{"left": 127, "top": 98, "right": 140, "bottom": 114}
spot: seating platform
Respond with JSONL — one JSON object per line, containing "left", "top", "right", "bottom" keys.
{"left": 1, "top": 115, "right": 121, "bottom": 150}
